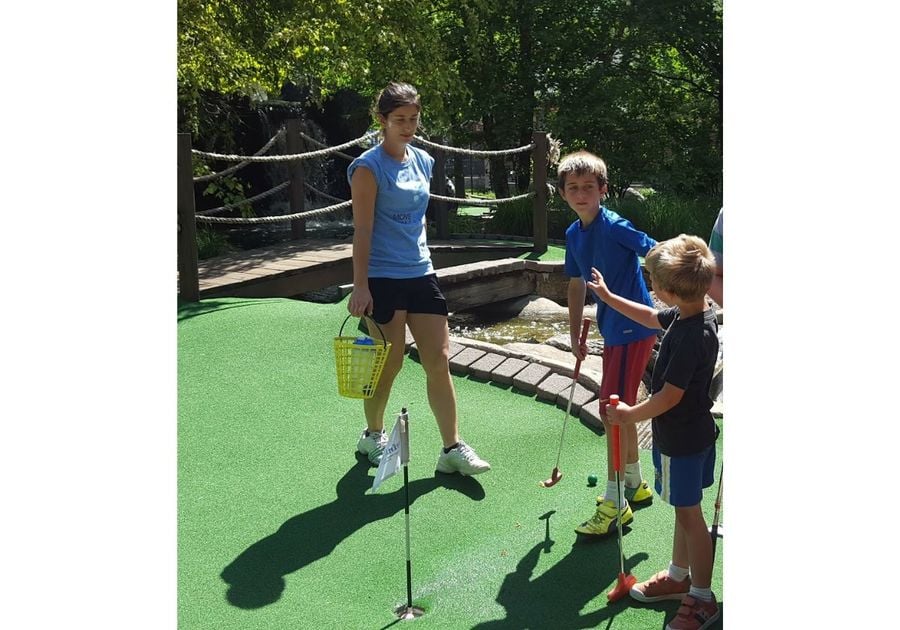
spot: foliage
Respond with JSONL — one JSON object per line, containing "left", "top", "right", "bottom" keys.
{"left": 447, "top": 213, "right": 487, "bottom": 235}
{"left": 196, "top": 227, "right": 234, "bottom": 259}
{"left": 203, "top": 175, "right": 256, "bottom": 217}
{"left": 178, "top": 0, "right": 723, "bottom": 215}
{"left": 481, "top": 197, "right": 571, "bottom": 239}
{"left": 605, "top": 194, "right": 721, "bottom": 242}
{"left": 178, "top": 0, "right": 462, "bottom": 134}
{"left": 543, "top": 0, "right": 722, "bottom": 196}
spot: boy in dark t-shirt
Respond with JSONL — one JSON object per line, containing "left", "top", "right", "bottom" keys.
{"left": 586, "top": 234, "right": 720, "bottom": 630}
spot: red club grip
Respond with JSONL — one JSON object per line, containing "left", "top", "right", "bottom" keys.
{"left": 573, "top": 318, "right": 591, "bottom": 379}
{"left": 609, "top": 394, "right": 621, "bottom": 471}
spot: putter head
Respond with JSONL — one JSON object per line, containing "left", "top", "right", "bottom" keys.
{"left": 538, "top": 468, "right": 562, "bottom": 488}
{"left": 606, "top": 572, "right": 637, "bottom": 602}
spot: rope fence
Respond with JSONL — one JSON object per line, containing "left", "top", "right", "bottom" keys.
{"left": 195, "top": 199, "right": 353, "bottom": 225}
{"left": 305, "top": 181, "right": 347, "bottom": 204}
{"left": 195, "top": 181, "right": 290, "bottom": 216}
{"left": 193, "top": 128, "right": 285, "bottom": 182}
{"left": 429, "top": 191, "right": 535, "bottom": 206}
{"left": 298, "top": 131, "right": 355, "bottom": 161}
{"left": 193, "top": 130, "right": 535, "bottom": 163}
{"left": 191, "top": 131, "right": 379, "bottom": 163}
{"left": 412, "top": 136, "right": 534, "bottom": 157}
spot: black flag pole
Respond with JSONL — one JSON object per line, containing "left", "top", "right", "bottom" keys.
{"left": 396, "top": 407, "right": 424, "bottom": 620}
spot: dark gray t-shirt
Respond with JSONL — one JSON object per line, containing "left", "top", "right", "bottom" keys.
{"left": 651, "top": 307, "right": 719, "bottom": 456}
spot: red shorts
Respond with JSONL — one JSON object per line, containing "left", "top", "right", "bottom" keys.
{"left": 600, "top": 335, "right": 656, "bottom": 413}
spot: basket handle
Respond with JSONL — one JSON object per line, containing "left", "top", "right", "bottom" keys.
{"left": 339, "top": 313, "right": 389, "bottom": 348}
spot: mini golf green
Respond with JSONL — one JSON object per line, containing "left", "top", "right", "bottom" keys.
{"left": 179, "top": 297, "right": 723, "bottom": 629}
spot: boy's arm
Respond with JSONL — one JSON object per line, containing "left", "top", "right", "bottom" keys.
{"left": 586, "top": 267, "right": 661, "bottom": 330}
{"left": 607, "top": 382, "right": 684, "bottom": 424}
{"left": 567, "top": 278, "right": 588, "bottom": 360}
{"left": 609, "top": 215, "right": 657, "bottom": 256}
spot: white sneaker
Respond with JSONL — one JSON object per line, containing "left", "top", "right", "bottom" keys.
{"left": 357, "top": 430, "right": 387, "bottom": 466}
{"left": 435, "top": 441, "right": 491, "bottom": 476}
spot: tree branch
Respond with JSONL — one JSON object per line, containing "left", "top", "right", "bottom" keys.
{"left": 635, "top": 67, "right": 719, "bottom": 100}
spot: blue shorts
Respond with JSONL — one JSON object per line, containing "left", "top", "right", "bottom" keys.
{"left": 652, "top": 444, "right": 716, "bottom": 507}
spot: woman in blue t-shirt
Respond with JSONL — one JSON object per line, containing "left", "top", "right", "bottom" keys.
{"left": 346, "top": 82, "right": 491, "bottom": 476}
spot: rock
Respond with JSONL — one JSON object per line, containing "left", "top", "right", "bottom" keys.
{"left": 461, "top": 294, "right": 597, "bottom": 322}
{"left": 623, "top": 187, "right": 646, "bottom": 202}
{"left": 545, "top": 333, "right": 604, "bottom": 356}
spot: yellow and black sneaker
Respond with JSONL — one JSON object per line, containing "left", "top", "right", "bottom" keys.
{"left": 575, "top": 499, "right": 633, "bottom": 536}
{"left": 596, "top": 481, "right": 653, "bottom": 507}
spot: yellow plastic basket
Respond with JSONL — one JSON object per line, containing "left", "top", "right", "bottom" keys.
{"left": 334, "top": 314, "right": 391, "bottom": 399}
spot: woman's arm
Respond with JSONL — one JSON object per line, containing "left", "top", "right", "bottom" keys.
{"left": 348, "top": 167, "right": 377, "bottom": 317}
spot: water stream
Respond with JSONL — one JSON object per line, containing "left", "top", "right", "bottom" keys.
{"left": 448, "top": 311, "right": 571, "bottom": 345}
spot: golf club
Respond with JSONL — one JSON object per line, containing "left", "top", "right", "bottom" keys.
{"left": 539, "top": 317, "right": 591, "bottom": 488}
{"left": 710, "top": 464, "right": 723, "bottom": 561}
{"left": 606, "top": 395, "right": 636, "bottom": 602}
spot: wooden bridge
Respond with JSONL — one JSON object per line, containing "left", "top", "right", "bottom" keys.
{"left": 192, "top": 237, "right": 535, "bottom": 300}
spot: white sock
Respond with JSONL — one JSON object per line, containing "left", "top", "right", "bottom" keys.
{"left": 603, "top": 481, "right": 621, "bottom": 506}
{"left": 689, "top": 585, "right": 713, "bottom": 602}
{"left": 624, "top": 461, "right": 642, "bottom": 487}
{"left": 667, "top": 562, "right": 690, "bottom": 582}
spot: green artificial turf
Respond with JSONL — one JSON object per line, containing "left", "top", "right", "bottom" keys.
{"left": 179, "top": 297, "right": 723, "bottom": 629}
{"left": 517, "top": 244, "right": 566, "bottom": 262}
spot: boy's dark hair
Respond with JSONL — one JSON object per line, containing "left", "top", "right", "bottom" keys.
{"left": 557, "top": 150, "right": 608, "bottom": 190}
{"left": 375, "top": 82, "right": 421, "bottom": 117}
{"left": 645, "top": 234, "right": 716, "bottom": 302}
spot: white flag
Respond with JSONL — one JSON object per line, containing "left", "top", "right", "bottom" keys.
{"left": 370, "top": 411, "right": 409, "bottom": 493}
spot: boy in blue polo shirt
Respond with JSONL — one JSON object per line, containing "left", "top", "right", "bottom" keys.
{"left": 558, "top": 151, "right": 658, "bottom": 536}
{"left": 592, "top": 234, "right": 720, "bottom": 630}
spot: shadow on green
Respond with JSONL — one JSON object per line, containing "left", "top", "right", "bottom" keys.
{"left": 177, "top": 299, "right": 272, "bottom": 322}
{"left": 472, "top": 511, "right": 651, "bottom": 629}
{"left": 220, "top": 458, "right": 485, "bottom": 609}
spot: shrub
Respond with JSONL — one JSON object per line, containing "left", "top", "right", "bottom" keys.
{"left": 486, "top": 197, "right": 534, "bottom": 236}
{"left": 455, "top": 190, "right": 720, "bottom": 244}
{"left": 447, "top": 213, "right": 486, "bottom": 235}
{"left": 606, "top": 193, "right": 721, "bottom": 242}
{"left": 196, "top": 227, "right": 234, "bottom": 259}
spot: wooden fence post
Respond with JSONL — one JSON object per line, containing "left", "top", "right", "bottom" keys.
{"left": 431, "top": 146, "right": 449, "bottom": 239}
{"left": 177, "top": 133, "right": 200, "bottom": 301}
{"left": 286, "top": 119, "right": 306, "bottom": 239}
{"left": 531, "top": 131, "right": 549, "bottom": 254}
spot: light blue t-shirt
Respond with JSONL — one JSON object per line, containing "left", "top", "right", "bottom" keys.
{"left": 709, "top": 208, "right": 723, "bottom": 267}
{"left": 347, "top": 144, "right": 434, "bottom": 279}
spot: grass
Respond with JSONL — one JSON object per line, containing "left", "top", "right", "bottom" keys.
{"left": 457, "top": 206, "right": 493, "bottom": 217}
{"left": 518, "top": 244, "right": 566, "bottom": 261}
{"left": 178, "top": 297, "right": 724, "bottom": 629}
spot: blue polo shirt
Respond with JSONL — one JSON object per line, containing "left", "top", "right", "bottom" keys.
{"left": 564, "top": 206, "right": 657, "bottom": 347}
{"left": 347, "top": 144, "right": 434, "bottom": 279}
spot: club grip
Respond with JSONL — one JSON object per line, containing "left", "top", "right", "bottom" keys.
{"left": 609, "top": 394, "right": 621, "bottom": 471}
{"left": 573, "top": 318, "right": 591, "bottom": 379}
